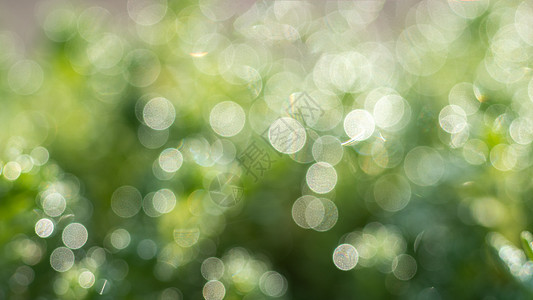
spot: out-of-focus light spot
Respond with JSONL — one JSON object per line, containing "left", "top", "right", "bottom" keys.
{"left": 223, "top": 251, "right": 265, "bottom": 292}
{"left": 138, "top": 125, "right": 169, "bottom": 149}
{"left": 16, "top": 154, "right": 34, "bottom": 173}
{"left": 90, "top": 73, "right": 127, "bottom": 102}
{"left": 211, "top": 139, "right": 236, "bottom": 165}
{"left": 87, "top": 33, "right": 124, "bottom": 69}
{"left": 268, "top": 117, "right": 306, "bottom": 154}
{"left": 88, "top": 247, "right": 107, "bottom": 267}
{"left": 314, "top": 52, "right": 371, "bottom": 93}
{"left": 152, "top": 188, "right": 176, "bottom": 214}
{"left": 448, "top": 0, "right": 489, "bottom": 19}
{"left": 203, "top": 280, "right": 225, "bottom": 300}
{"left": 396, "top": 25, "right": 448, "bottom": 76}
{"left": 181, "top": 136, "right": 217, "bottom": 167}
{"left": 309, "top": 198, "right": 338, "bottom": 232}
{"left": 471, "top": 197, "right": 506, "bottom": 227}
{"left": 109, "top": 259, "right": 129, "bottom": 280}
{"left": 360, "top": 145, "right": 385, "bottom": 176}
{"left": 208, "top": 172, "right": 243, "bottom": 208}
{"left": 288, "top": 129, "right": 319, "bottom": 164}
{"left": 289, "top": 91, "right": 342, "bottom": 132}
{"left": 30, "top": 146, "right": 49, "bottom": 166}
{"left": 346, "top": 230, "right": 377, "bottom": 268}
{"left": 143, "top": 97, "right": 176, "bottom": 130}
{"left": 111, "top": 186, "right": 142, "bottom": 218}
{"left": 343, "top": 109, "right": 375, "bottom": 142}
{"left": 136, "top": 14, "right": 177, "bottom": 45}
{"left": 35, "top": 218, "right": 54, "bottom": 238}
{"left": 78, "top": 269, "right": 95, "bottom": 289}
{"left": 77, "top": 6, "right": 112, "bottom": 42}
{"left": 160, "top": 287, "right": 183, "bottom": 300}
{"left": 199, "top": 0, "right": 237, "bottom": 22}
{"left": 128, "top": 0, "right": 167, "bottom": 26}
{"left": 417, "top": 287, "right": 442, "bottom": 300}
{"left": 159, "top": 148, "right": 184, "bottom": 173}
{"left": 292, "top": 195, "right": 338, "bottom": 231}
{"left": 259, "top": 271, "right": 287, "bottom": 297}
{"left": 331, "top": 52, "right": 372, "bottom": 93}
{"left": 173, "top": 228, "right": 200, "bottom": 247}
{"left": 62, "top": 222, "right": 88, "bottom": 249}
{"left": 221, "top": 247, "right": 251, "bottom": 280}
{"left": 235, "top": 66, "right": 263, "bottom": 99}
{"left": 43, "top": 192, "right": 67, "bottom": 217}
{"left": 404, "top": 147, "right": 444, "bottom": 186}
{"left": 312, "top": 135, "right": 343, "bottom": 165}
{"left": 374, "top": 174, "right": 411, "bottom": 212}
{"left": 3, "top": 161, "right": 21, "bottom": 181}
{"left": 0, "top": 31, "right": 23, "bottom": 65}
{"left": 43, "top": 8, "right": 76, "bottom": 42}
{"left": 188, "top": 33, "right": 227, "bottom": 75}
{"left": 371, "top": 139, "right": 404, "bottom": 169}
{"left": 449, "top": 126, "right": 469, "bottom": 149}
{"left": 201, "top": 257, "right": 225, "bottom": 280}
{"left": 304, "top": 197, "right": 325, "bottom": 228}
{"left": 439, "top": 105, "right": 467, "bottom": 134}
{"left": 373, "top": 95, "right": 411, "bottom": 130}
{"left": 12, "top": 265, "right": 35, "bottom": 286}
{"left": 490, "top": 144, "right": 517, "bottom": 171}
{"left": 292, "top": 195, "right": 317, "bottom": 229}
{"left": 190, "top": 52, "right": 208, "bottom": 57}
{"left": 154, "top": 260, "right": 178, "bottom": 281}
{"left": 17, "top": 238, "right": 43, "bottom": 266}
{"left": 392, "top": 254, "right": 417, "bottom": 280}
{"left": 53, "top": 277, "right": 69, "bottom": 295}
{"left": 143, "top": 192, "right": 163, "bottom": 217}
{"left": 137, "top": 239, "right": 158, "bottom": 260}
{"left": 209, "top": 101, "right": 246, "bottom": 137}
{"left": 313, "top": 194, "right": 334, "bottom": 224}
{"left": 337, "top": 0, "right": 386, "bottom": 26}
{"left": 220, "top": 43, "right": 266, "bottom": 87}
{"left": 263, "top": 71, "right": 300, "bottom": 111}
{"left": 306, "top": 162, "right": 337, "bottom": 194}
{"left": 124, "top": 49, "right": 161, "bottom": 87}
{"left": 449, "top": 82, "right": 480, "bottom": 115}
{"left": 110, "top": 228, "right": 131, "bottom": 250}
{"left": 333, "top": 244, "right": 358, "bottom": 271}
{"left": 516, "top": 1, "right": 533, "bottom": 46}
{"left": 8, "top": 60, "right": 43, "bottom": 95}
{"left": 50, "top": 247, "right": 75, "bottom": 272}
{"left": 510, "top": 117, "right": 533, "bottom": 145}
{"left": 463, "top": 139, "right": 488, "bottom": 165}
{"left": 483, "top": 104, "right": 508, "bottom": 129}
{"left": 248, "top": 98, "right": 278, "bottom": 135}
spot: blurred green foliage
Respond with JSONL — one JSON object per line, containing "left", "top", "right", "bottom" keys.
{"left": 2, "top": 0, "right": 533, "bottom": 299}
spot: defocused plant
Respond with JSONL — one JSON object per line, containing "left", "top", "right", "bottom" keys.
{"left": 3, "top": 0, "right": 533, "bottom": 299}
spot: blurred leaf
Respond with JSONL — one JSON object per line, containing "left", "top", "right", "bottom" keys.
{"left": 521, "top": 231, "right": 533, "bottom": 262}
